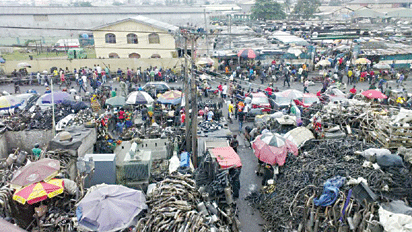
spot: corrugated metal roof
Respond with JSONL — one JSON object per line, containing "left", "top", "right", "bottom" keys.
{"left": 93, "top": 15, "right": 179, "bottom": 32}
{"left": 349, "top": 0, "right": 412, "bottom": 4}
{"left": 0, "top": 6, "right": 207, "bottom": 15}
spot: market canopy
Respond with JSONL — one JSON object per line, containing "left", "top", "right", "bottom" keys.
{"left": 157, "top": 90, "right": 183, "bottom": 105}
{"left": 13, "top": 179, "right": 64, "bottom": 205}
{"left": 105, "top": 96, "right": 126, "bottom": 107}
{"left": 41, "top": 92, "right": 73, "bottom": 104}
{"left": 237, "top": 49, "right": 257, "bottom": 59}
{"left": 76, "top": 185, "right": 147, "bottom": 232}
{"left": 316, "top": 60, "right": 331, "bottom": 67}
{"left": 0, "top": 95, "right": 23, "bottom": 111}
{"left": 252, "top": 132, "right": 298, "bottom": 166}
{"left": 10, "top": 158, "right": 60, "bottom": 189}
{"left": 354, "top": 58, "right": 371, "bottom": 65}
{"left": 280, "top": 89, "right": 304, "bottom": 99}
{"left": 209, "top": 147, "right": 242, "bottom": 169}
{"left": 361, "top": 90, "right": 387, "bottom": 99}
{"left": 126, "top": 91, "right": 154, "bottom": 105}
{"left": 196, "top": 57, "right": 214, "bottom": 66}
{"left": 17, "top": 62, "right": 31, "bottom": 68}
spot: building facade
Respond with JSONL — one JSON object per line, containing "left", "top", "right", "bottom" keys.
{"left": 93, "top": 16, "right": 178, "bottom": 59}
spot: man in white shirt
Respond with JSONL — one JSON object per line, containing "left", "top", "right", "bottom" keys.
{"left": 96, "top": 64, "right": 102, "bottom": 74}
{"left": 207, "top": 110, "right": 214, "bottom": 121}
{"left": 222, "top": 83, "right": 228, "bottom": 99}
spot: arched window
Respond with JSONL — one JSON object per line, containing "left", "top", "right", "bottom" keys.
{"left": 129, "top": 53, "right": 141, "bottom": 58}
{"left": 127, "top": 33, "right": 138, "bottom": 44}
{"left": 108, "top": 53, "right": 119, "bottom": 58}
{"left": 151, "top": 54, "right": 161, "bottom": 58}
{"left": 105, "top": 33, "right": 116, "bottom": 44}
{"left": 148, "top": 33, "right": 160, "bottom": 44}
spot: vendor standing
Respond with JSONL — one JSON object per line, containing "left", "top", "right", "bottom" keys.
{"left": 32, "top": 144, "right": 42, "bottom": 160}
{"left": 230, "top": 135, "right": 239, "bottom": 153}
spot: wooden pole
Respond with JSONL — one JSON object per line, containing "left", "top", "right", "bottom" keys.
{"left": 184, "top": 36, "right": 191, "bottom": 152}
{"left": 191, "top": 36, "right": 198, "bottom": 168}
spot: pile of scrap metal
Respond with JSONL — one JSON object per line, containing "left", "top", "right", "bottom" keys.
{"left": 246, "top": 139, "right": 412, "bottom": 231}
{"left": 136, "top": 174, "right": 238, "bottom": 232}
{"left": 0, "top": 154, "right": 83, "bottom": 232}
{"left": 55, "top": 109, "right": 95, "bottom": 132}
{"left": 307, "top": 101, "right": 412, "bottom": 148}
{"left": 0, "top": 101, "right": 89, "bottom": 132}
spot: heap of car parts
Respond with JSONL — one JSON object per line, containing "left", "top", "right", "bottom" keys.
{"left": 308, "top": 101, "right": 412, "bottom": 149}
{"left": 246, "top": 139, "right": 412, "bottom": 231}
{"left": 136, "top": 174, "right": 238, "bottom": 232}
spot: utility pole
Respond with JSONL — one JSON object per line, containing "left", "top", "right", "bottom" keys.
{"left": 190, "top": 36, "right": 198, "bottom": 168}
{"left": 184, "top": 37, "right": 191, "bottom": 153}
{"left": 229, "top": 14, "right": 232, "bottom": 50}
{"left": 204, "top": 9, "right": 209, "bottom": 56}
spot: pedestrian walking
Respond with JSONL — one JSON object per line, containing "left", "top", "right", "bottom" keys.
{"left": 303, "top": 80, "right": 309, "bottom": 93}
{"left": 238, "top": 109, "right": 245, "bottom": 132}
{"left": 230, "top": 135, "right": 239, "bottom": 153}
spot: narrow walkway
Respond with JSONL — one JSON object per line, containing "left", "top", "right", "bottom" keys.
{"left": 223, "top": 101, "right": 264, "bottom": 232}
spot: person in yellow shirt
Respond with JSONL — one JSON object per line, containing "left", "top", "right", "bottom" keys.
{"left": 228, "top": 101, "right": 234, "bottom": 121}
{"left": 397, "top": 96, "right": 405, "bottom": 107}
{"left": 348, "top": 70, "right": 353, "bottom": 85}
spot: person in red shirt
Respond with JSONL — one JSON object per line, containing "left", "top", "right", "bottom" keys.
{"left": 118, "top": 108, "right": 125, "bottom": 120}
{"left": 349, "top": 85, "right": 357, "bottom": 99}
{"left": 180, "top": 112, "right": 185, "bottom": 127}
{"left": 271, "top": 59, "right": 276, "bottom": 65}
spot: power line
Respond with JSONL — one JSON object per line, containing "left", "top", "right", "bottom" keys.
{"left": 0, "top": 25, "right": 324, "bottom": 36}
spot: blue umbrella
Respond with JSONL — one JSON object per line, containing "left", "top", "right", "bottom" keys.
{"left": 76, "top": 185, "right": 147, "bottom": 232}
{"left": 0, "top": 58, "right": 5, "bottom": 63}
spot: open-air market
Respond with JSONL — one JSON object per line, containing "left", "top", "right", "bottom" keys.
{"left": 2, "top": 0, "right": 412, "bottom": 231}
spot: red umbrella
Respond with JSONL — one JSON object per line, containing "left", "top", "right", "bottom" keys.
{"left": 237, "top": 49, "right": 257, "bottom": 59}
{"left": 252, "top": 132, "right": 298, "bottom": 166}
{"left": 10, "top": 158, "right": 60, "bottom": 189}
{"left": 361, "top": 90, "right": 387, "bottom": 99}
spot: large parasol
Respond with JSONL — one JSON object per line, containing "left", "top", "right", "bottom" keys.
{"left": 10, "top": 158, "right": 60, "bottom": 189}
{"left": 237, "top": 49, "right": 257, "bottom": 59}
{"left": 361, "top": 90, "right": 387, "bottom": 99}
{"left": 280, "top": 89, "right": 304, "bottom": 99}
{"left": 126, "top": 91, "right": 154, "bottom": 105}
{"left": 76, "top": 185, "right": 147, "bottom": 232}
{"left": 252, "top": 132, "right": 298, "bottom": 166}
{"left": 157, "top": 90, "right": 183, "bottom": 105}
{"left": 13, "top": 179, "right": 64, "bottom": 205}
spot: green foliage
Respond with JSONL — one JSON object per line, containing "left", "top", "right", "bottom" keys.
{"left": 251, "top": 0, "right": 286, "bottom": 21}
{"left": 73, "top": 1, "right": 93, "bottom": 7}
{"left": 293, "top": 0, "right": 321, "bottom": 19}
{"left": 112, "top": 1, "right": 124, "bottom": 5}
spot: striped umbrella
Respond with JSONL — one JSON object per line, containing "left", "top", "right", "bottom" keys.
{"left": 157, "top": 90, "right": 183, "bottom": 105}
{"left": 237, "top": 49, "right": 257, "bottom": 59}
{"left": 0, "top": 95, "right": 23, "bottom": 111}
{"left": 13, "top": 179, "right": 64, "bottom": 205}
{"left": 126, "top": 91, "right": 154, "bottom": 105}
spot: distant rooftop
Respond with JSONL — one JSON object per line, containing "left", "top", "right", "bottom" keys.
{"left": 0, "top": 6, "right": 207, "bottom": 15}
{"left": 348, "top": 0, "right": 412, "bottom": 4}
{"left": 93, "top": 15, "right": 179, "bottom": 32}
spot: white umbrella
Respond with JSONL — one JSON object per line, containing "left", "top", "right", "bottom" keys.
{"left": 126, "top": 91, "right": 154, "bottom": 105}
{"left": 17, "top": 62, "right": 31, "bottom": 68}
{"left": 280, "top": 89, "right": 304, "bottom": 99}
{"left": 196, "top": 57, "right": 214, "bottom": 66}
{"left": 373, "top": 63, "right": 391, "bottom": 69}
{"left": 315, "top": 60, "right": 331, "bottom": 67}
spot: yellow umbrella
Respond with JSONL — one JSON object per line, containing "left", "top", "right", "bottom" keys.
{"left": 355, "top": 58, "right": 371, "bottom": 65}
{"left": 13, "top": 179, "right": 64, "bottom": 205}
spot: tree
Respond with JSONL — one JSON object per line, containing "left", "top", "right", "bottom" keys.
{"left": 251, "top": 0, "right": 286, "bottom": 21}
{"left": 293, "top": 0, "right": 320, "bottom": 19}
